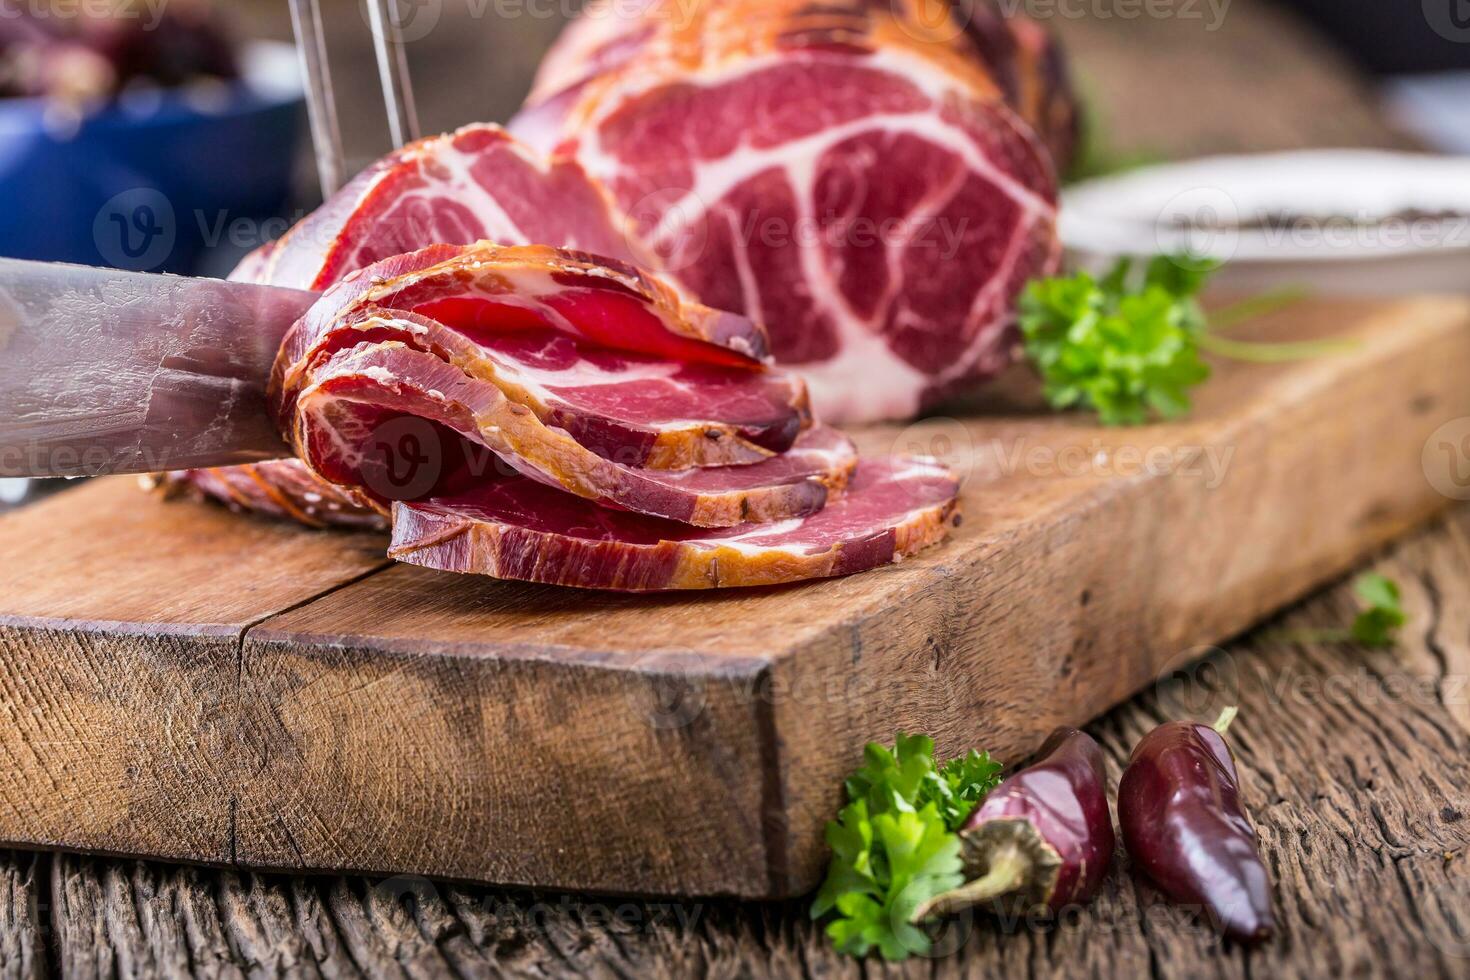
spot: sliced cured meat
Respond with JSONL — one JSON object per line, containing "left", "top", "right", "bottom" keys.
{"left": 259, "top": 123, "right": 651, "bottom": 291}
{"left": 176, "top": 125, "right": 658, "bottom": 522}
{"left": 273, "top": 245, "right": 853, "bottom": 527}
{"left": 277, "top": 243, "right": 811, "bottom": 471}
{"left": 285, "top": 339, "right": 855, "bottom": 526}
{"left": 511, "top": 0, "right": 1063, "bottom": 423}
{"left": 287, "top": 241, "right": 773, "bottom": 373}
{"left": 153, "top": 461, "right": 385, "bottom": 531}
{"left": 389, "top": 455, "right": 960, "bottom": 591}
{"left": 287, "top": 307, "right": 807, "bottom": 471}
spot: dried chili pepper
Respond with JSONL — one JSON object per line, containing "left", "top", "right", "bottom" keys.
{"left": 1118, "top": 707, "right": 1275, "bottom": 942}
{"left": 911, "top": 728, "right": 1113, "bottom": 921}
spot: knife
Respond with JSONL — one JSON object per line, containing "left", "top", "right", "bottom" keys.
{"left": 0, "top": 258, "right": 318, "bottom": 478}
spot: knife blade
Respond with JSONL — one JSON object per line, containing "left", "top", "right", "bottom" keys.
{"left": 0, "top": 259, "right": 318, "bottom": 478}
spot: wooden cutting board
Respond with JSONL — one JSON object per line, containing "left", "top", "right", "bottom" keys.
{"left": 0, "top": 295, "right": 1467, "bottom": 899}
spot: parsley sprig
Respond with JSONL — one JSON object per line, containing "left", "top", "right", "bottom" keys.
{"left": 1349, "top": 573, "right": 1407, "bottom": 648}
{"left": 811, "top": 734, "right": 1003, "bottom": 960}
{"left": 1019, "top": 257, "right": 1343, "bottom": 426}
{"left": 1268, "top": 572, "right": 1408, "bottom": 648}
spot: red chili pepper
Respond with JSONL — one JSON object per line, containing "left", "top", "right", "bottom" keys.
{"left": 911, "top": 728, "right": 1113, "bottom": 921}
{"left": 1118, "top": 707, "right": 1275, "bottom": 942}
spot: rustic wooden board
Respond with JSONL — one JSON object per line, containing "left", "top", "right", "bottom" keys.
{"left": 0, "top": 295, "right": 1467, "bottom": 899}
{"left": 8, "top": 506, "right": 1469, "bottom": 980}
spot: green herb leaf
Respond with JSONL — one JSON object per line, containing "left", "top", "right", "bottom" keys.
{"left": 1350, "top": 573, "right": 1406, "bottom": 648}
{"left": 1019, "top": 257, "right": 1328, "bottom": 426}
{"left": 1018, "top": 258, "right": 1212, "bottom": 426}
{"left": 812, "top": 735, "right": 1003, "bottom": 960}
{"left": 844, "top": 732, "right": 937, "bottom": 816}
{"left": 920, "top": 750, "right": 1005, "bottom": 831}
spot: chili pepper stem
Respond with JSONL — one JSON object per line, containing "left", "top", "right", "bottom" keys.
{"left": 909, "top": 844, "right": 1031, "bottom": 923}
{"left": 1212, "top": 706, "right": 1238, "bottom": 736}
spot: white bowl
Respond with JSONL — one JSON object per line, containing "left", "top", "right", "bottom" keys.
{"left": 1061, "top": 150, "right": 1470, "bottom": 293}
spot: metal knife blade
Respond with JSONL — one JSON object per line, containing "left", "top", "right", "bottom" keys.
{"left": 0, "top": 259, "right": 318, "bottom": 478}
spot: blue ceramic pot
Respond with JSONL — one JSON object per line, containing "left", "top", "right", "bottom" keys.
{"left": 0, "top": 41, "right": 304, "bottom": 274}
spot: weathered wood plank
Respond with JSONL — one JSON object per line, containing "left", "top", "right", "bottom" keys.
{"left": 0, "top": 852, "right": 45, "bottom": 980}
{"left": 22, "top": 504, "right": 1470, "bottom": 977}
{"left": 0, "top": 482, "right": 389, "bottom": 866}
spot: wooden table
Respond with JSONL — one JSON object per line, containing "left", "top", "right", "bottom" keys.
{"left": 3, "top": 3, "right": 1467, "bottom": 977}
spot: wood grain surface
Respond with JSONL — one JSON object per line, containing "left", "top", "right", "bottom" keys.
{"left": 0, "top": 505, "right": 1466, "bottom": 977}
{"left": 2, "top": 294, "right": 1467, "bottom": 900}
{"left": 0, "top": 485, "right": 389, "bottom": 868}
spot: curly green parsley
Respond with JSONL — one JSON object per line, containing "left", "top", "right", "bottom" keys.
{"left": 810, "top": 734, "right": 1003, "bottom": 960}
{"left": 1019, "top": 257, "right": 1332, "bottom": 426}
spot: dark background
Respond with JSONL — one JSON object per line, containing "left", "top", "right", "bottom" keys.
{"left": 1282, "top": 0, "right": 1470, "bottom": 74}
{"left": 229, "top": 0, "right": 1468, "bottom": 178}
